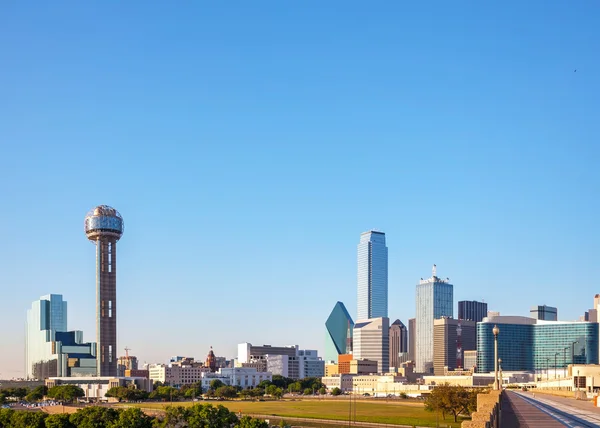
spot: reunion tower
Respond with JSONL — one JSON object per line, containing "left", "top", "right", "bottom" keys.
{"left": 85, "top": 205, "right": 124, "bottom": 377}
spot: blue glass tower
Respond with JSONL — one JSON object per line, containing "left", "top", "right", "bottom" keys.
{"left": 476, "top": 316, "right": 599, "bottom": 373}
{"left": 357, "top": 231, "right": 388, "bottom": 320}
{"left": 325, "top": 302, "right": 354, "bottom": 362}
{"left": 415, "top": 265, "right": 453, "bottom": 373}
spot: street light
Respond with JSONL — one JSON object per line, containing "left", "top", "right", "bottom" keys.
{"left": 498, "top": 359, "right": 503, "bottom": 389}
{"left": 546, "top": 358, "right": 550, "bottom": 381}
{"left": 493, "top": 325, "right": 500, "bottom": 390}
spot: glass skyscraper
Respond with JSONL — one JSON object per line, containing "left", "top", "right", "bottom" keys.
{"left": 458, "top": 300, "right": 488, "bottom": 323}
{"left": 325, "top": 302, "right": 354, "bottom": 362}
{"left": 25, "top": 294, "right": 67, "bottom": 379}
{"left": 357, "top": 230, "right": 388, "bottom": 320}
{"left": 415, "top": 266, "right": 453, "bottom": 373}
{"left": 477, "top": 316, "right": 598, "bottom": 373}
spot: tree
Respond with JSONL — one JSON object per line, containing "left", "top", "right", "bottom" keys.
{"left": 287, "top": 382, "right": 302, "bottom": 393}
{"left": 237, "top": 416, "right": 268, "bottom": 428}
{"left": 149, "top": 386, "right": 179, "bottom": 402}
{"left": 9, "top": 411, "right": 47, "bottom": 428}
{"left": 45, "top": 413, "right": 76, "bottom": 428}
{"left": 0, "top": 393, "right": 6, "bottom": 405}
{"left": 186, "top": 404, "right": 238, "bottom": 428}
{"left": 209, "top": 380, "right": 225, "bottom": 391}
{"left": 69, "top": 406, "right": 119, "bottom": 428}
{"left": 424, "top": 384, "right": 477, "bottom": 423}
{"left": 318, "top": 387, "right": 326, "bottom": 395}
{"left": 257, "top": 380, "right": 271, "bottom": 389}
{"left": 108, "top": 407, "right": 153, "bottom": 428}
{"left": 26, "top": 385, "right": 48, "bottom": 402}
{"left": 47, "top": 385, "right": 85, "bottom": 403}
{"left": 0, "top": 408, "right": 15, "bottom": 428}
{"left": 331, "top": 387, "right": 341, "bottom": 396}
{"left": 215, "top": 386, "right": 238, "bottom": 400}
{"left": 302, "top": 388, "right": 312, "bottom": 396}
{"left": 156, "top": 405, "right": 190, "bottom": 428}
{"left": 182, "top": 382, "right": 203, "bottom": 399}
{"left": 270, "top": 375, "right": 294, "bottom": 390}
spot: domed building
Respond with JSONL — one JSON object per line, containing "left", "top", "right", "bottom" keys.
{"left": 205, "top": 346, "right": 217, "bottom": 372}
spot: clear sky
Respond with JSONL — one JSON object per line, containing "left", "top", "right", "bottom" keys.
{"left": 1, "top": 1, "right": 599, "bottom": 378}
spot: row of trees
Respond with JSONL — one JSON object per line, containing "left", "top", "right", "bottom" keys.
{"left": 0, "top": 403, "right": 268, "bottom": 428}
{"left": 0, "top": 385, "right": 84, "bottom": 405}
{"left": 424, "top": 384, "right": 478, "bottom": 423}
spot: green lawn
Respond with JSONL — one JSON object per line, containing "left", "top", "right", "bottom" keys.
{"left": 122, "top": 399, "right": 466, "bottom": 427}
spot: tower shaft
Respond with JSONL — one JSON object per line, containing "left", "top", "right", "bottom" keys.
{"left": 96, "top": 236, "right": 117, "bottom": 376}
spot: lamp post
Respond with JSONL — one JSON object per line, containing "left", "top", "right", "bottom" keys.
{"left": 493, "top": 325, "right": 500, "bottom": 390}
{"left": 498, "top": 359, "right": 503, "bottom": 390}
{"left": 546, "top": 358, "right": 550, "bottom": 381}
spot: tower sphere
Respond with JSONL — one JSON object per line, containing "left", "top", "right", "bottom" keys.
{"left": 84, "top": 205, "right": 124, "bottom": 241}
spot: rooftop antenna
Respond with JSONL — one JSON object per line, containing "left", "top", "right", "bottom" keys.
{"left": 125, "top": 346, "right": 131, "bottom": 359}
{"left": 432, "top": 264, "right": 437, "bottom": 277}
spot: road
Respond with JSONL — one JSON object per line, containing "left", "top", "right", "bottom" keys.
{"left": 501, "top": 390, "right": 600, "bottom": 427}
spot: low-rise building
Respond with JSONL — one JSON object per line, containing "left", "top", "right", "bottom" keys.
{"left": 200, "top": 367, "right": 272, "bottom": 389}
{"left": 45, "top": 376, "right": 152, "bottom": 401}
{"left": 325, "top": 363, "right": 339, "bottom": 376}
{"left": 149, "top": 362, "right": 210, "bottom": 387}
{"left": 350, "top": 359, "right": 378, "bottom": 375}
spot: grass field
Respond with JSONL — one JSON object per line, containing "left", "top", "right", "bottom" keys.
{"left": 123, "top": 399, "right": 466, "bottom": 427}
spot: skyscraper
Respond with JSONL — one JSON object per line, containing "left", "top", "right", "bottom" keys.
{"left": 25, "top": 294, "right": 67, "bottom": 379}
{"left": 357, "top": 230, "right": 388, "bottom": 320}
{"left": 458, "top": 300, "right": 488, "bottom": 323}
{"left": 325, "top": 302, "right": 354, "bottom": 362}
{"left": 415, "top": 265, "right": 453, "bottom": 373}
{"left": 530, "top": 305, "right": 558, "bottom": 321}
{"left": 408, "top": 318, "right": 416, "bottom": 362}
{"left": 389, "top": 319, "right": 408, "bottom": 370}
{"left": 433, "top": 318, "right": 476, "bottom": 375}
{"left": 85, "top": 205, "right": 124, "bottom": 377}
{"left": 353, "top": 317, "right": 389, "bottom": 373}
{"left": 25, "top": 295, "right": 97, "bottom": 379}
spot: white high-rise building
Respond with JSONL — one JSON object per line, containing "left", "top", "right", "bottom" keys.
{"left": 353, "top": 317, "right": 390, "bottom": 373}
{"left": 415, "top": 265, "right": 453, "bottom": 374}
{"left": 357, "top": 231, "right": 388, "bottom": 320}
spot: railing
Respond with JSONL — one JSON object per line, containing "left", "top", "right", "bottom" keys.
{"left": 461, "top": 390, "right": 502, "bottom": 428}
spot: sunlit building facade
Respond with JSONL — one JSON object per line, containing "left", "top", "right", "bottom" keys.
{"left": 415, "top": 266, "right": 453, "bottom": 373}
{"left": 476, "top": 316, "right": 599, "bottom": 373}
{"left": 357, "top": 231, "right": 388, "bottom": 320}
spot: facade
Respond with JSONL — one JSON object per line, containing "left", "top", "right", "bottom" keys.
{"left": 350, "top": 359, "right": 378, "bottom": 374}
{"left": 476, "top": 316, "right": 599, "bottom": 373}
{"left": 530, "top": 305, "right": 558, "bottom": 321}
{"left": 26, "top": 294, "right": 68, "bottom": 379}
{"left": 408, "top": 318, "right": 416, "bottom": 362}
{"left": 85, "top": 205, "right": 124, "bottom": 377}
{"left": 26, "top": 295, "right": 96, "bottom": 379}
{"left": 353, "top": 317, "right": 389, "bottom": 373}
{"left": 46, "top": 376, "right": 152, "bottom": 401}
{"left": 357, "top": 231, "right": 388, "bottom": 320}
{"left": 205, "top": 347, "right": 217, "bottom": 372}
{"left": 265, "top": 350, "right": 324, "bottom": 379}
{"left": 203, "top": 367, "right": 272, "bottom": 389}
{"left": 117, "top": 355, "right": 138, "bottom": 377}
{"left": 389, "top": 319, "right": 408, "bottom": 371}
{"left": 148, "top": 363, "right": 210, "bottom": 387}
{"left": 325, "top": 363, "right": 339, "bottom": 376}
{"left": 458, "top": 300, "right": 488, "bottom": 323}
{"left": 433, "top": 318, "right": 476, "bottom": 375}
{"left": 464, "top": 350, "right": 477, "bottom": 371}
{"left": 237, "top": 343, "right": 298, "bottom": 363}
{"left": 338, "top": 354, "right": 353, "bottom": 374}
{"left": 415, "top": 266, "right": 453, "bottom": 373}
{"left": 325, "top": 302, "right": 354, "bottom": 362}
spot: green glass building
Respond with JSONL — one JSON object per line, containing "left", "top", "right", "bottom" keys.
{"left": 325, "top": 301, "right": 354, "bottom": 362}
{"left": 476, "top": 316, "right": 599, "bottom": 373}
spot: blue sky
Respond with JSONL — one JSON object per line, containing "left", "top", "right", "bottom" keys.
{"left": 1, "top": 1, "right": 599, "bottom": 377}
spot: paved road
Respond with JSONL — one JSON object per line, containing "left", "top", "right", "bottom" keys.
{"left": 501, "top": 390, "right": 600, "bottom": 427}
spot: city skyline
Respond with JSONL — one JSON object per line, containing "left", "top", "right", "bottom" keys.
{"left": 2, "top": 2, "right": 599, "bottom": 377}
